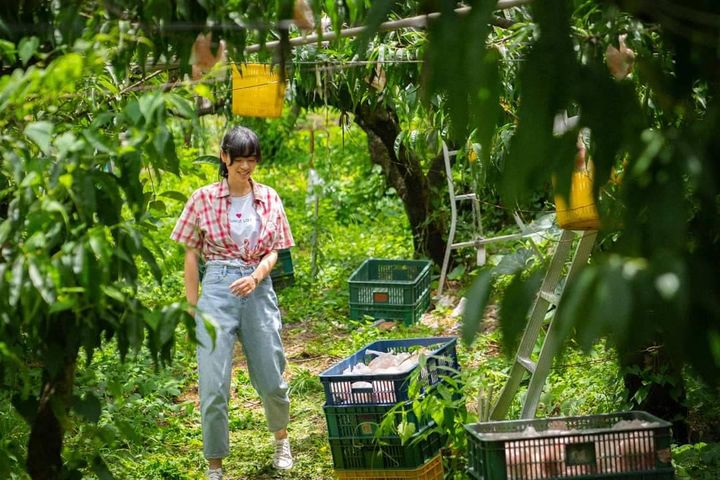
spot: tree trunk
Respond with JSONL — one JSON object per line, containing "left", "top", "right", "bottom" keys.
{"left": 353, "top": 103, "right": 447, "bottom": 265}
{"left": 27, "top": 359, "right": 76, "bottom": 480}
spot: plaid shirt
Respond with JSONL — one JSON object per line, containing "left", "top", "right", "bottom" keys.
{"left": 170, "top": 179, "right": 294, "bottom": 264}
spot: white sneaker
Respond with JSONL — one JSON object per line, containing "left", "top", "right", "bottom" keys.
{"left": 207, "top": 468, "right": 223, "bottom": 480}
{"left": 272, "top": 438, "right": 294, "bottom": 470}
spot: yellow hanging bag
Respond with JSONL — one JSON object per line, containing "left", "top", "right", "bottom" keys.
{"left": 554, "top": 137, "right": 600, "bottom": 230}
{"left": 554, "top": 168, "right": 600, "bottom": 230}
{"left": 231, "top": 63, "right": 286, "bottom": 118}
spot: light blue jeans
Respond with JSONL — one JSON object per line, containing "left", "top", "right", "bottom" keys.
{"left": 196, "top": 260, "right": 289, "bottom": 459}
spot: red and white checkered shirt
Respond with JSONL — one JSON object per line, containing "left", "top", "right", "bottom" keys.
{"left": 170, "top": 179, "right": 294, "bottom": 264}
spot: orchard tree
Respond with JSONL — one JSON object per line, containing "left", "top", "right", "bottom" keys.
{"left": 0, "top": 4, "right": 209, "bottom": 479}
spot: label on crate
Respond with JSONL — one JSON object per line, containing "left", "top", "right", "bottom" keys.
{"left": 372, "top": 289, "right": 390, "bottom": 303}
{"left": 566, "top": 441, "right": 597, "bottom": 466}
{"left": 357, "top": 414, "right": 376, "bottom": 436}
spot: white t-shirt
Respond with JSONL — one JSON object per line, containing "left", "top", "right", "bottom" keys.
{"left": 228, "top": 193, "right": 261, "bottom": 253}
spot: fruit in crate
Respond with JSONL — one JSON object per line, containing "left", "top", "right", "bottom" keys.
{"left": 499, "top": 418, "right": 663, "bottom": 479}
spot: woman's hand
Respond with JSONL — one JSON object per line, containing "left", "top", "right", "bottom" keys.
{"left": 229, "top": 275, "right": 258, "bottom": 297}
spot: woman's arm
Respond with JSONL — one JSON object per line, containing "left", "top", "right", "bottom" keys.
{"left": 228, "top": 250, "right": 278, "bottom": 297}
{"left": 251, "top": 249, "right": 278, "bottom": 285}
{"left": 184, "top": 247, "right": 201, "bottom": 314}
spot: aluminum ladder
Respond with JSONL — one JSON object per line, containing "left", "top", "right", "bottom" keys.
{"left": 438, "top": 142, "right": 542, "bottom": 297}
{"left": 490, "top": 228, "right": 597, "bottom": 420}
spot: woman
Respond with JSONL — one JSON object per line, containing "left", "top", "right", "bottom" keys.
{"left": 171, "top": 126, "right": 294, "bottom": 480}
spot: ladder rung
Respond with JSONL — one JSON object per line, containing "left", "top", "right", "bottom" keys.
{"left": 539, "top": 290, "right": 560, "bottom": 306}
{"left": 455, "top": 193, "right": 476, "bottom": 201}
{"left": 516, "top": 356, "right": 536, "bottom": 374}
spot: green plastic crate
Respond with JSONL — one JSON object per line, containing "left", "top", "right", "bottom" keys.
{"left": 465, "top": 411, "right": 674, "bottom": 480}
{"left": 348, "top": 259, "right": 431, "bottom": 325}
{"left": 270, "top": 248, "right": 294, "bottom": 289}
{"left": 329, "top": 422, "right": 443, "bottom": 470}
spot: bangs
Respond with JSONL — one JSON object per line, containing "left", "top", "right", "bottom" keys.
{"left": 226, "top": 141, "right": 259, "bottom": 159}
{"left": 221, "top": 126, "right": 262, "bottom": 162}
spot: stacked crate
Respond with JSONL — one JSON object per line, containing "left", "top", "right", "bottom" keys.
{"left": 465, "top": 411, "right": 675, "bottom": 480}
{"left": 270, "top": 248, "right": 294, "bottom": 289}
{"left": 348, "top": 259, "right": 432, "bottom": 325}
{"left": 319, "top": 337, "right": 459, "bottom": 480}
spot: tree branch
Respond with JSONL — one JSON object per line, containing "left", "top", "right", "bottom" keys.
{"left": 246, "top": 1, "right": 530, "bottom": 53}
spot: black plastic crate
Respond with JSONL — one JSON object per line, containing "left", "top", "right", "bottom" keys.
{"left": 465, "top": 411, "right": 674, "bottom": 480}
{"left": 329, "top": 423, "right": 443, "bottom": 470}
{"left": 319, "top": 337, "right": 458, "bottom": 406}
{"left": 348, "top": 259, "right": 431, "bottom": 325}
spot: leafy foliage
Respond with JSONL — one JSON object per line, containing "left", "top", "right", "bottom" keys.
{"left": 447, "top": 0, "right": 720, "bottom": 385}
{"left": 0, "top": 17, "right": 196, "bottom": 479}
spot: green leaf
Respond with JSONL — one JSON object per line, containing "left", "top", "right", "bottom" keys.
{"left": 447, "top": 264, "right": 466, "bottom": 281}
{"left": 428, "top": 396, "right": 445, "bottom": 426}
{"left": 43, "top": 199, "right": 70, "bottom": 226}
{"left": 91, "top": 456, "right": 115, "bottom": 480}
{"left": 576, "top": 65, "right": 644, "bottom": 190}
{"left": 77, "top": 172, "right": 97, "bottom": 217}
{"left": 24, "top": 121, "right": 54, "bottom": 154}
{"left": 88, "top": 229, "right": 109, "bottom": 261}
{"left": 393, "top": 131, "right": 406, "bottom": 158}
{"left": 82, "top": 129, "right": 114, "bottom": 154}
{"left": 49, "top": 297, "right": 76, "bottom": 314}
{"left": 138, "top": 93, "right": 164, "bottom": 124}
{"left": 160, "top": 127, "right": 179, "bottom": 175}
{"left": 72, "top": 243, "right": 85, "bottom": 275}
{"left": 159, "top": 190, "right": 187, "bottom": 203}
{"left": 101, "top": 285, "right": 126, "bottom": 303}
{"left": 494, "top": 248, "right": 534, "bottom": 276}
{"left": 148, "top": 200, "right": 166, "bottom": 213}
{"left": 73, "top": 393, "right": 102, "bottom": 423}
{"left": 124, "top": 313, "right": 145, "bottom": 354}
{"left": 578, "top": 260, "right": 632, "bottom": 352}
{"left": 139, "top": 246, "right": 162, "bottom": 284}
{"left": 166, "top": 93, "right": 195, "bottom": 119}
{"left": 200, "top": 314, "right": 217, "bottom": 350}
{"left": 0, "top": 39, "right": 16, "bottom": 64}
{"left": 28, "top": 260, "right": 55, "bottom": 304}
{"left": 499, "top": 271, "right": 542, "bottom": 358}
{"left": 462, "top": 270, "right": 494, "bottom": 346}
{"left": 397, "top": 420, "right": 416, "bottom": 444}
{"left": 54, "top": 131, "right": 85, "bottom": 158}
{"left": 144, "top": 310, "right": 161, "bottom": 331}
{"left": 124, "top": 100, "right": 142, "bottom": 126}
{"left": 193, "top": 155, "right": 220, "bottom": 165}
{"left": 554, "top": 267, "right": 598, "bottom": 344}
{"left": 114, "top": 418, "right": 141, "bottom": 443}
{"left": 0, "top": 219, "right": 12, "bottom": 245}
{"left": 473, "top": 48, "right": 502, "bottom": 166}
{"left": 9, "top": 257, "right": 25, "bottom": 306}
{"left": 18, "top": 36, "right": 39, "bottom": 65}
{"left": 353, "top": 0, "right": 394, "bottom": 55}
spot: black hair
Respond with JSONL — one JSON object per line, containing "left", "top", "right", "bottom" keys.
{"left": 219, "top": 126, "right": 262, "bottom": 178}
